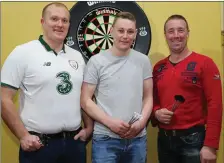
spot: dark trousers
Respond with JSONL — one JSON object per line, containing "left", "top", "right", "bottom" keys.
{"left": 19, "top": 137, "right": 86, "bottom": 163}
{"left": 157, "top": 126, "right": 205, "bottom": 163}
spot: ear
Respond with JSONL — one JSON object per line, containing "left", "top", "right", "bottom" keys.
{"left": 40, "top": 18, "right": 44, "bottom": 25}
{"left": 110, "top": 26, "right": 114, "bottom": 38}
{"left": 134, "top": 29, "right": 138, "bottom": 40}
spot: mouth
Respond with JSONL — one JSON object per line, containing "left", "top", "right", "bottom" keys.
{"left": 54, "top": 29, "right": 64, "bottom": 34}
{"left": 120, "top": 41, "right": 129, "bottom": 44}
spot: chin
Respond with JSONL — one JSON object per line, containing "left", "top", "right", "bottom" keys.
{"left": 55, "top": 36, "right": 66, "bottom": 42}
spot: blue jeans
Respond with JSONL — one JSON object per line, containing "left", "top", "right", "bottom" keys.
{"left": 92, "top": 134, "right": 147, "bottom": 163}
{"left": 19, "top": 137, "right": 86, "bottom": 163}
{"left": 157, "top": 128, "right": 205, "bottom": 163}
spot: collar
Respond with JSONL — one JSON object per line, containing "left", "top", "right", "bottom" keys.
{"left": 38, "top": 35, "right": 65, "bottom": 55}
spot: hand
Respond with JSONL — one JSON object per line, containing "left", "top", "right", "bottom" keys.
{"left": 20, "top": 134, "right": 43, "bottom": 151}
{"left": 200, "top": 146, "right": 217, "bottom": 163}
{"left": 155, "top": 108, "right": 173, "bottom": 124}
{"left": 74, "top": 128, "right": 92, "bottom": 141}
{"left": 106, "top": 118, "right": 130, "bottom": 137}
{"left": 122, "top": 120, "right": 143, "bottom": 139}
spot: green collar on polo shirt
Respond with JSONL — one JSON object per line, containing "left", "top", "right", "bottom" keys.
{"left": 38, "top": 35, "right": 66, "bottom": 55}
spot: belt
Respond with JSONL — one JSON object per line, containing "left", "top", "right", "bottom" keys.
{"left": 29, "top": 127, "right": 82, "bottom": 146}
{"left": 29, "top": 127, "right": 82, "bottom": 139}
{"left": 159, "top": 125, "right": 205, "bottom": 137}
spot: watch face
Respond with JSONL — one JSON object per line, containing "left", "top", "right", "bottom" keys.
{"left": 66, "top": 1, "right": 151, "bottom": 61}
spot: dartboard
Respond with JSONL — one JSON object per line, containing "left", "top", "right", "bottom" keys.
{"left": 66, "top": 1, "right": 151, "bottom": 61}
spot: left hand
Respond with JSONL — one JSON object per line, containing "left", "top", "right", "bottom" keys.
{"left": 122, "top": 120, "right": 144, "bottom": 139}
{"left": 200, "top": 146, "right": 217, "bottom": 163}
{"left": 74, "top": 128, "right": 92, "bottom": 141}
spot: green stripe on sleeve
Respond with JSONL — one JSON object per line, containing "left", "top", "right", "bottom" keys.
{"left": 1, "top": 83, "right": 19, "bottom": 90}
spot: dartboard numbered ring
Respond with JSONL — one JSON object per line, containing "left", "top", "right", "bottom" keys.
{"left": 66, "top": 1, "right": 151, "bottom": 61}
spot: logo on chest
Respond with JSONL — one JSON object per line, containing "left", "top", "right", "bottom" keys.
{"left": 69, "top": 60, "right": 79, "bottom": 70}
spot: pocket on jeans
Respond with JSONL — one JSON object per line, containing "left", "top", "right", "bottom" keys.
{"left": 180, "top": 132, "right": 203, "bottom": 145}
{"left": 92, "top": 134, "right": 111, "bottom": 142}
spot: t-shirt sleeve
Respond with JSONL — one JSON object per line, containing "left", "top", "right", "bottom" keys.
{"left": 83, "top": 56, "right": 99, "bottom": 85}
{"left": 143, "top": 56, "right": 153, "bottom": 79}
{"left": 1, "top": 46, "right": 26, "bottom": 90}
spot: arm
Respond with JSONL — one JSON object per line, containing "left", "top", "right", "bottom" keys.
{"left": 81, "top": 82, "right": 130, "bottom": 136}
{"left": 74, "top": 109, "right": 94, "bottom": 141}
{"left": 201, "top": 58, "right": 223, "bottom": 149}
{"left": 1, "top": 86, "right": 29, "bottom": 140}
{"left": 139, "top": 77, "right": 153, "bottom": 128}
{"left": 81, "top": 82, "right": 111, "bottom": 125}
{"left": 150, "top": 65, "right": 161, "bottom": 126}
{"left": 82, "top": 110, "right": 93, "bottom": 134}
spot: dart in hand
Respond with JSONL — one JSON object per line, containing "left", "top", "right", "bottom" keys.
{"left": 128, "top": 112, "right": 142, "bottom": 125}
{"left": 171, "top": 95, "right": 185, "bottom": 112}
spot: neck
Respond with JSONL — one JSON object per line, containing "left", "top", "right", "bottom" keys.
{"left": 110, "top": 46, "right": 130, "bottom": 57}
{"left": 169, "top": 47, "right": 192, "bottom": 63}
{"left": 43, "top": 35, "right": 63, "bottom": 53}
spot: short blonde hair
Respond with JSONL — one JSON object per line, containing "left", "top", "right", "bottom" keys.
{"left": 112, "top": 12, "right": 136, "bottom": 27}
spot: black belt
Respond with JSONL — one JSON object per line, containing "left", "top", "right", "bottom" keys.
{"left": 29, "top": 127, "right": 82, "bottom": 145}
{"left": 159, "top": 125, "right": 205, "bottom": 137}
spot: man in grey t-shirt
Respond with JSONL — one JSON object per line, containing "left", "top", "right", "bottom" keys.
{"left": 81, "top": 12, "right": 153, "bottom": 163}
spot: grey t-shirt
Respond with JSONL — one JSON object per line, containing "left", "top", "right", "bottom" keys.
{"left": 84, "top": 49, "right": 152, "bottom": 138}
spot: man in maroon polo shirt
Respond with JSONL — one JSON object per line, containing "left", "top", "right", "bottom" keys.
{"left": 152, "top": 14, "right": 223, "bottom": 163}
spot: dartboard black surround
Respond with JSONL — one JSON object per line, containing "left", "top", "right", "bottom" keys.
{"left": 66, "top": 1, "right": 151, "bottom": 61}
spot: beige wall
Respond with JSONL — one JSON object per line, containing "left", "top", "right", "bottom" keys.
{"left": 1, "top": 2, "right": 223, "bottom": 163}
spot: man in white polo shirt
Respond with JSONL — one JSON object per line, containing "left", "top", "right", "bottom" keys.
{"left": 1, "top": 2, "right": 93, "bottom": 163}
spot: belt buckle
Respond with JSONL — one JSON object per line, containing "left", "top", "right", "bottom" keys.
{"left": 172, "top": 130, "right": 176, "bottom": 136}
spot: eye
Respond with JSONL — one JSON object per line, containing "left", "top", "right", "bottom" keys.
{"left": 62, "top": 19, "right": 68, "bottom": 23}
{"left": 51, "top": 17, "right": 58, "bottom": 21}
{"left": 178, "top": 29, "right": 185, "bottom": 33}
{"left": 128, "top": 30, "right": 134, "bottom": 34}
{"left": 118, "top": 29, "right": 124, "bottom": 33}
{"left": 168, "top": 30, "right": 174, "bottom": 34}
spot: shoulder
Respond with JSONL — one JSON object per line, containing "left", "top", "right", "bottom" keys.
{"left": 7, "top": 40, "right": 40, "bottom": 59}
{"left": 153, "top": 57, "right": 168, "bottom": 70}
{"left": 88, "top": 50, "right": 108, "bottom": 65}
{"left": 190, "top": 51, "right": 215, "bottom": 65}
{"left": 130, "top": 49, "right": 149, "bottom": 61}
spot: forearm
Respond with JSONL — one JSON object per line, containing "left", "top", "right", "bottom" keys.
{"left": 204, "top": 98, "right": 223, "bottom": 149}
{"left": 1, "top": 99, "right": 29, "bottom": 140}
{"left": 81, "top": 98, "right": 111, "bottom": 128}
{"left": 82, "top": 110, "right": 94, "bottom": 132}
{"left": 141, "top": 96, "right": 153, "bottom": 127}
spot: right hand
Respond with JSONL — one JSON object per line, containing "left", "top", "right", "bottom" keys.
{"left": 155, "top": 108, "right": 174, "bottom": 124}
{"left": 20, "top": 134, "right": 43, "bottom": 151}
{"left": 106, "top": 118, "right": 130, "bottom": 137}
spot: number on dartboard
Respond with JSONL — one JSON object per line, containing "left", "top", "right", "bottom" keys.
{"left": 56, "top": 71, "right": 73, "bottom": 95}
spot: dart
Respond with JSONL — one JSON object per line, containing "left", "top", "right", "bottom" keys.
{"left": 128, "top": 112, "right": 142, "bottom": 125}
{"left": 171, "top": 95, "right": 185, "bottom": 112}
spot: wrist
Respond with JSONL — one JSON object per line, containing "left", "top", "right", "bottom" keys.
{"left": 203, "top": 146, "right": 217, "bottom": 153}
{"left": 18, "top": 130, "right": 30, "bottom": 140}
{"left": 154, "top": 110, "right": 160, "bottom": 120}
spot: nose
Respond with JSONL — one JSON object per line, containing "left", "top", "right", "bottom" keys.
{"left": 123, "top": 31, "right": 128, "bottom": 38}
{"left": 173, "top": 30, "right": 180, "bottom": 38}
{"left": 57, "top": 20, "right": 63, "bottom": 27}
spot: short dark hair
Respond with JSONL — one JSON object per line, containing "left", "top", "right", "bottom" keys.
{"left": 164, "top": 14, "right": 189, "bottom": 33}
{"left": 112, "top": 11, "right": 136, "bottom": 27}
{"left": 42, "top": 2, "right": 69, "bottom": 18}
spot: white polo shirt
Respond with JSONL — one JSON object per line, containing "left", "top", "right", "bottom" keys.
{"left": 1, "top": 36, "right": 85, "bottom": 134}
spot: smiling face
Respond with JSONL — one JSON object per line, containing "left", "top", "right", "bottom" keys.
{"left": 164, "top": 18, "right": 189, "bottom": 54}
{"left": 41, "top": 4, "right": 70, "bottom": 44}
{"left": 110, "top": 18, "right": 137, "bottom": 52}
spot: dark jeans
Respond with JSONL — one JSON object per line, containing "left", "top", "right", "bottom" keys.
{"left": 19, "top": 137, "right": 86, "bottom": 163}
{"left": 92, "top": 134, "right": 147, "bottom": 163}
{"left": 157, "top": 127, "right": 205, "bottom": 163}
